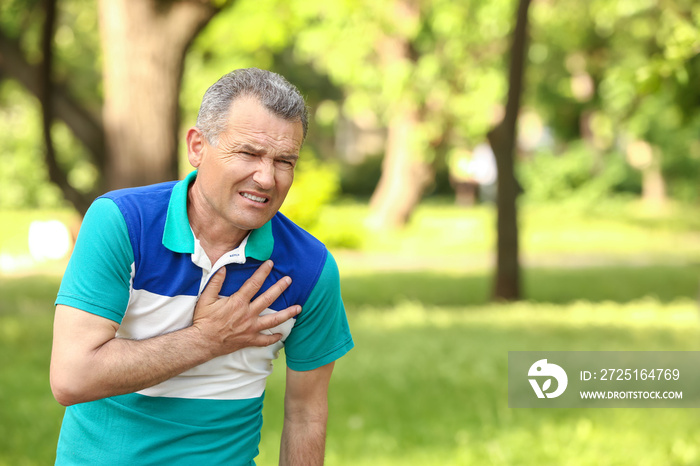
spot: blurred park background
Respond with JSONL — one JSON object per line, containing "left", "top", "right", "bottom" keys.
{"left": 1, "top": 0, "right": 700, "bottom": 464}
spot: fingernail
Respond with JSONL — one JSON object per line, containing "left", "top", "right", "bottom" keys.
{"left": 284, "top": 276, "right": 292, "bottom": 285}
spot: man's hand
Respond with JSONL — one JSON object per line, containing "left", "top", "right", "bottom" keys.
{"left": 50, "top": 260, "right": 301, "bottom": 406}
{"left": 193, "top": 260, "right": 301, "bottom": 358}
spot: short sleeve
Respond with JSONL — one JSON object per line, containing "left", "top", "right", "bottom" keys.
{"left": 55, "top": 197, "right": 134, "bottom": 323}
{"left": 284, "top": 252, "right": 354, "bottom": 371}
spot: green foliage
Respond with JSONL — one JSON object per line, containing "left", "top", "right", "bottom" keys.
{"left": 0, "top": 0, "right": 43, "bottom": 59}
{"left": 0, "top": 0, "right": 101, "bottom": 209}
{"left": 0, "top": 81, "right": 65, "bottom": 209}
{"left": 338, "top": 154, "right": 384, "bottom": 197}
{"left": 278, "top": 152, "right": 363, "bottom": 248}
{"left": 528, "top": 0, "right": 700, "bottom": 201}
{"left": 291, "top": 0, "right": 514, "bottom": 158}
{"left": 0, "top": 81, "right": 98, "bottom": 210}
{"left": 518, "top": 143, "right": 635, "bottom": 204}
{"left": 50, "top": 1, "right": 102, "bottom": 104}
{"left": 2, "top": 0, "right": 700, "bottom": 212}
{"left": 279, "top": 151, "right": 339, "bottom": 230}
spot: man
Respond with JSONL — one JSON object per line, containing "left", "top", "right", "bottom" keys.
{"left": 50, "top": 68, "right": 354, "bottom": 465}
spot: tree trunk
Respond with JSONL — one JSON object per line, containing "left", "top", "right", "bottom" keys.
{"left": 98, "top": 0, "right": 216, "bottom": 190}
{"left": 367, "top": 108, "right": 433, "bottom": 230}
{"left": 366, "top": 0, "right": 430, "bottom": 230}
{"left": 488, "top": 0, "right": 532, "bottom": 301}
{"left": 642, "top": 161, "right": 667, "bottom": 207}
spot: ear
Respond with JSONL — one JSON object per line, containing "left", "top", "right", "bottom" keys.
{"left": 186, "top": 127, "right": 206, "bottom": 168}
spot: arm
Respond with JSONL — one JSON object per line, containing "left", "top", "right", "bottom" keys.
{"left": 279, "top": 362, "right": 335, "bottom": 466}
{"left": 50, "top": 261, "right": 300, "bottom": 406}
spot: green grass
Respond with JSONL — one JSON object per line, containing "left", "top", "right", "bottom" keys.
{"left": 339, "top": 265, "right": 700, "bottom": 307}
{"left": 256, "top": 297, "right": 700, "bottom": 466}
{"left": 0, "top": 276, "right": 64, "bottom": 466}
{"left": 318, "top": 198, "right": 700, "bottom": 263}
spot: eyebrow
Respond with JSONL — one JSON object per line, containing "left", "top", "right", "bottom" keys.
{"left": 237, "top": 143, "right": 299, "bottom": 161}
{"left": 237, "top": 143, "right": 264, "bottom": 154}
{"left": 277, "top": 153, "right": 300, "bottom": 162}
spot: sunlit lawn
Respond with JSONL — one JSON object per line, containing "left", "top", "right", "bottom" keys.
{"left": 259, "top": 296, "right": 700, "bottom": 466}
{"left": 319, "top": 198, "right": 700, "bottom": 268}
{"left": 1, "top": 198, "right": 699, "bottom": 465}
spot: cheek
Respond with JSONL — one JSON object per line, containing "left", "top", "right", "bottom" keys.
{"left": 213, "top": 159, "right": 254, "bottom": 184}
{"left": 277, "top": 172, "right": 294, "bottom": 195}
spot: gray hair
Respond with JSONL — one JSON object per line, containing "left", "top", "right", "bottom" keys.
{"left": 196, "top": 68, "right": 309, "bottom": 146}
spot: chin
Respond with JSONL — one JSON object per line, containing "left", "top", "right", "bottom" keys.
{"left": 237, "top": 214, "right": 274, "bottom": 231}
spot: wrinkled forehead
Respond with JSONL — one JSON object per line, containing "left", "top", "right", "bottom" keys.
{"left": 220, "top": 97, "right": 304, "bottom": 153}
{"left": 229, "top": 94, "right": 305, "bottom": 136}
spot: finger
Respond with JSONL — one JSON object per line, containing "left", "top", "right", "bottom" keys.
{"left": 247, "top": 332, "right": 284, "bottom": 348}
{"left": 256, "top": 305, "right": 302, "bottom": 331}
{"left": 199, "top": 267, "right": 226, "bottom": 306}
{"left": 250, "top": 276, "right": 293, "bottom": 313}
{"left": 234, "top": 260, "right": 275, "bottom": 301}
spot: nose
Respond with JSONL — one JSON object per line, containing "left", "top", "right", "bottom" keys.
{"left": 252, "top": 158, "right": 275, "bottom": 190}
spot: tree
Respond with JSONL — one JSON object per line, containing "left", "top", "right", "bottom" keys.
{"left": 98, "top": 0, "right": 218, "bottom": 192}
{"left": 590, "top": 0, "right": 700, "bottom": 204}
{"left": 488, "top": 0, "right": 531, "bottom": 301}
{"left": 525, "top": 0, "right": 700, "bottom": 204}
{"left": 1, "top": 0, "right": 105, "bottom": 212}
{"left": 40, "top": 0, "right": 93, "bottom": 213}
{"left": 291, "top": 0, "right": 515, "bottom": 229}
{"left": 0, "top": 0, "right": 224, "bottom": 215}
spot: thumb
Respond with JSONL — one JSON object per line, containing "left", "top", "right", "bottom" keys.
{"left": 200, "top": 267, "right": 226, "bottom": 305}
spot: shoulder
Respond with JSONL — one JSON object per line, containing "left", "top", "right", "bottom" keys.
{"left": 99, "top": 181, "right": 178, "bottom": 234}
{"left": 97, "top": 181, "right": 180, "bottom": 266}
{"left": 100, "top": 181, "right": 178, "bottom": 215}
{"left": 269, "top": 212, "right": 328, "bottom": 261}
{"left": 268, "top": 212, "right": 330, "bottom": 304}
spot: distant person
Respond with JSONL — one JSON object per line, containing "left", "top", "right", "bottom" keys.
{"left": 449, "top": 143, "right": 497, "bottom": 205}
{"left": 50, "top": 68, "right": 354, "bottom": 465}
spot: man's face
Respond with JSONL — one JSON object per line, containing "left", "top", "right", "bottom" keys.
{"left": 187, "top": 96, "right": 304, "bottom": 234}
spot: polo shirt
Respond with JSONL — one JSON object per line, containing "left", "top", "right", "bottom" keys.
{"left": 54, "top": 170, "right": 354, "bottom": 465}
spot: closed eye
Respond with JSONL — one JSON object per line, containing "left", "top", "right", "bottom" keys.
{"left": 275, "top": 158, "right": 296, "bottom": 169}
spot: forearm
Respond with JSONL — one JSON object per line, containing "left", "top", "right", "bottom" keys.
{"left": 279, "top": 414, "right": 328, "bottom": 466}
{"left": 51, "top": 323, "right": 216, "bottom": 406}
{"left": 279, "top": 363, "right": 335, "bottom": 465}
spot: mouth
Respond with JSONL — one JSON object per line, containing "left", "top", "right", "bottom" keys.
{"left": 240, "top": 192, "right": 269, "bottom": 204}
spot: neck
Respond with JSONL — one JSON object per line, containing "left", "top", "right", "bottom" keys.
{"left": 187, "top": 186, "right": 249, "bottom": 265}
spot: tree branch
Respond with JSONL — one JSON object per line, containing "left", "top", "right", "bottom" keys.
{"left": 0, "top": 28, "right": 106, "bottom": 173}
{"left": 38, "top": 0, "right": 93, "bottom": 215}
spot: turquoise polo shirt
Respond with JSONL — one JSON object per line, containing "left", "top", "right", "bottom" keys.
{"left": 54, "top": 171, "right": 353, "bottom": 465}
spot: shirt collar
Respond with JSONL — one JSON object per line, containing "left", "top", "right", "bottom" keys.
{"left": 162, "top": 170, "right": 274, "bottom": 261}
